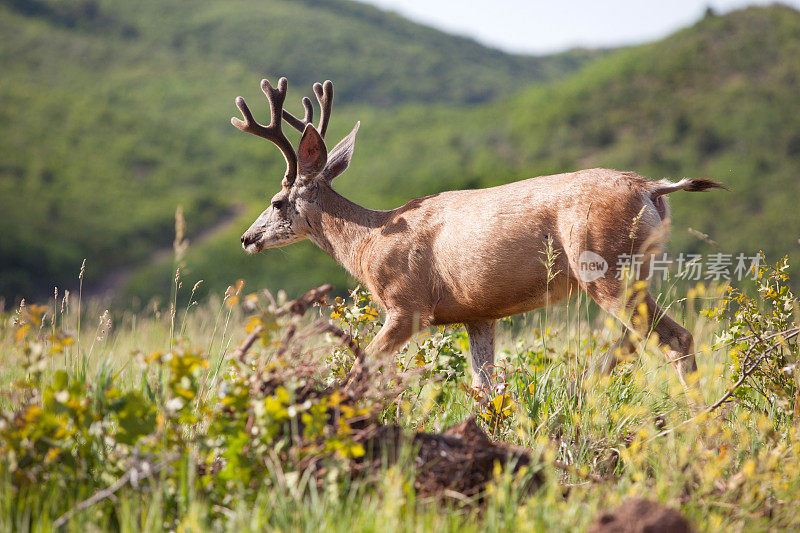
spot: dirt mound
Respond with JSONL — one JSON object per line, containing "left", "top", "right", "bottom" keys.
{"left": 417, "top": 418, "right": 537, "bottom": 498}
{"left": 587, "top": 498, "right": 693, "bottom": 533}
{"left": 356, "top": 418, "right": 539, "bottom": 499}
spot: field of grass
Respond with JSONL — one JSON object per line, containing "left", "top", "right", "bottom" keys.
{"left": 1, "top": 255, "right": 798, "bottom": 531}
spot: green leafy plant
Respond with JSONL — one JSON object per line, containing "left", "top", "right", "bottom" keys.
{"left": 713, "top": 256, "right": 800, "bottom": 420}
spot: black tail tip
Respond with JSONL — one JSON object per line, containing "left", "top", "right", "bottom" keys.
{"left": 685, "top": 178, "right": 729, "bottom": 192}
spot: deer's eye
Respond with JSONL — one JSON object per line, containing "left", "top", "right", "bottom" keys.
{"left": 272, "top": 200, "right": 284, "bottom": 210}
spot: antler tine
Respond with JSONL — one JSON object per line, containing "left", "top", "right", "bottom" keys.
{"left": 231, "top": 77, "right": 298, "bottom": 187}
{"left": 313, "top": 80, "right": 334, "bottom": 139}
{"left": 282, "top": 97, "right": 314, "bottom": 133}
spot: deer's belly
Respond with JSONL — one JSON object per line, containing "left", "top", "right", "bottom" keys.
{"left": 430, "top": 272, "right": 573, "bottom": 325}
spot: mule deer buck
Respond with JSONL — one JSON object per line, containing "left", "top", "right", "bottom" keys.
{"left": 233, "top": 77, "right": 725, "bottom": 391}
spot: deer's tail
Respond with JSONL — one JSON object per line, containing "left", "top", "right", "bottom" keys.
{"left": 648, "top": 178, "right": 728, "bottom": 222}
{"left": 650, "top": 178, "right": 729, "bottom": 198}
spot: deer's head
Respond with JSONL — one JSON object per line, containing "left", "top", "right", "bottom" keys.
{"left": 232, "top": 78, "right": 358, "bottom": 253}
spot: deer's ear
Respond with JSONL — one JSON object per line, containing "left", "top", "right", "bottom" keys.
{"left": 323, "top": 122, "right": 359, "bottom": 182}
{"left": 297, "top": 124, "right": 328, "bottom": 177}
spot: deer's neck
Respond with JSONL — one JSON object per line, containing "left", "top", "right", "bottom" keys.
{"left": 307, "top": 185, "right": 389, "bottom": 281}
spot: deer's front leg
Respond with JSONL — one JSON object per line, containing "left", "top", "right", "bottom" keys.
{"left": 465, "top": 320, "right": 496, "bottom": 390}
{"left": 365, "top": 312, "right": 416, "bottom": 357}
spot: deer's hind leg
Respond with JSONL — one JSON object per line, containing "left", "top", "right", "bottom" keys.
{"left": 585, "top": 279, "right": 697, "bottom": 388}
{"left": 639, "top": 293, "right": 697, "bottom": 388}
{"left": 465, "top": 320, "right": 496, "bottom": 390}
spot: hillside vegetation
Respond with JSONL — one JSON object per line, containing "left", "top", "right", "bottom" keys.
{"left": 0, "top": 0, "right": 597, "bottom": 301}
{"left": 1, "top": 1, "right": 799, "bottom": 303}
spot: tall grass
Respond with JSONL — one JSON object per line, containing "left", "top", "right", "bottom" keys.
{"left": 0, "top": 264, "right": 798, "bottom": 531}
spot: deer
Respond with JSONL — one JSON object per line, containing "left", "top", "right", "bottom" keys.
{"left": 232, "top": 77, "right": 726, "bottom": 392}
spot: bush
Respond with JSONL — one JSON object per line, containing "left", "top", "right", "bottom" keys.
{"left": 713, "top": 256, "right": 800, "bottom": 422}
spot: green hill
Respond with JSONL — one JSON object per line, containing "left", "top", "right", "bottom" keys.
{"left": 1, "top": 0, "right": 597, "bottom": 106}
{"left": 143, "top": 4, "right": 800, "bottom": 302}
{"left": 0, "top": 0, "right": 596, "bottom": 300}
{"left": 1, "top": 1, "right": 799, "bottom": 304}
{"left": 500, "top": 4, "right": 800, "bottom": 262}
{"left": 93, "top": 0, "right": 599, "bottom": 106}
